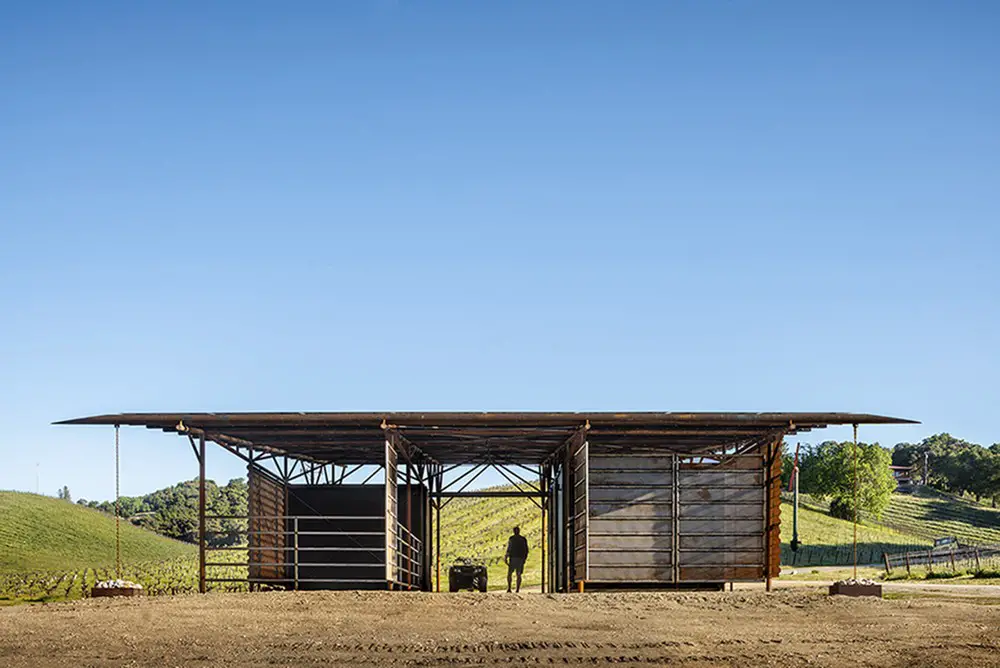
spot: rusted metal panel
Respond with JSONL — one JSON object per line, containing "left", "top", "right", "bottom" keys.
{"left": 680, "top": 534, "right": 763, "bottom": 551}
{"left": 674, "top": 443, "right": 767, "bottom": 583}
{"left": 588, "top": 566, "right": 674, "bottom": 581}
{"left": 679, "top": 551, "right": 764, "bottom": 566}
{"left": 590, "top": 502, "right": 672, "bottom": 520}
{"left": 589, "top": 487, "right": 674, "bottom": 503}
{"left": 588, "top": 551, "right": 672, "bottom": 566}
{"left": 590, "top": 518, "right": 673, "bottom": 534}
{"left": 679, "top": 486, "right": 763, "bottom": 504}
{"left": 588, "top": 534, "right": 673, "bottom": 550}
{"left": 591, "top": 470, "right": 674, "bottom": 486}
{"left": 678, "top": 504, "right": 762, "bottom": 520}
{"left": 678, "top": 518, "right": 763, "bottom": 535}
{"left": 680, "top": 566, "right": 763, "bottom": 581}
{"left": 677, "top": 470, "right": 763, "bottom": 487}
{"left": 589, "top": 456, "right": 676, "bottom": 470}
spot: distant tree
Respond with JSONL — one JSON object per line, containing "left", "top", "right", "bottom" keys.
{"left": 780, "top": 451, "right": 794, "bottom": 490}
{"left": 89, "top": 477, "right": 249, "bottom": 546}
{"left": 798, "top": 441, "right": 897, "bottom": 520}
{"left": 57, "top": 486, "right": 72, "bottom": 502}
{"left": 891, "top": 442, "right": 921, "bottom": 468}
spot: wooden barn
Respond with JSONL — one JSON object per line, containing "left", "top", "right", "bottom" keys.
{"left": 58, "top": 412, "right": 914, "bottom": 592}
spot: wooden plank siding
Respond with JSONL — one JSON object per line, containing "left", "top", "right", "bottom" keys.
{"left": 766, "top": 437, "right": 783, "bottom": 580}
{"left": 584, "top": 445, "right": 770, "bottom": 584}
{"left": 248, "top": 465, "right": 288, "bottom": 586}
{"left": 587, "top": 453, "right": 675, "bottom": 580}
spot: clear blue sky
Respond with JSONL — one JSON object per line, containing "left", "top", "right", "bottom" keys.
{"left": 1, "top": 1, "right": 997, "bottom": 501}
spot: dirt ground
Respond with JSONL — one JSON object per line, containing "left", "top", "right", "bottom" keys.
{"left": 1, "top": 588, "right": 998, "bottom": 667}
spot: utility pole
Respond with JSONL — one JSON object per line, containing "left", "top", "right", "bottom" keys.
{"left": 922, "top": 450, "right": 929, "bottom": 486}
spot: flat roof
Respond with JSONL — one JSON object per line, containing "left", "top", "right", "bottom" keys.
{"left": 57, "top": 412, "right": 916, "bottom": 465}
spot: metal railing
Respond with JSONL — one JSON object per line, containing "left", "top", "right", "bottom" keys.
{"left": 394, "top": 521, "right": 423, "bottom": 588}
{"left": 203, "top": 514, "right": 388, "bottom": 587}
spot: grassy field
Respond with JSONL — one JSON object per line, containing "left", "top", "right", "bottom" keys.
{"left": 779, "top": 501, "right": 930, "bottom": 567}
{"left": 0, "top": 491, "right": 194, "bottom": 572}
{"left": 795, "top": 488, "right": 1000, "bottom": 548}
{"left": 0, "top": 491, "right": 210, "bottom": 604}
{"left": 881, "top": 489, "right": 1000, "bottom": 545}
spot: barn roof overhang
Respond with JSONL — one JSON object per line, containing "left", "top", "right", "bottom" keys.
{"left": 56, "top": 412, "right": 917, "bottom": 466}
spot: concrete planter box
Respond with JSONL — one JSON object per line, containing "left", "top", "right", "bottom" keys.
{"left": 91, "top": 587, "right": 144, "bottom": 598}
{"left": 829, "top": 582, "right": 882, "bottom": 598}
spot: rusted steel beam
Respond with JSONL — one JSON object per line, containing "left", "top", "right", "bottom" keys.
{"left": 438, "top": 491, "right": 544, "bottom": 498}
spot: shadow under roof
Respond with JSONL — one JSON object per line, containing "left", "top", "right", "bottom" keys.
{"left": 56, "top": 412, "right": 917, "bottom": 465}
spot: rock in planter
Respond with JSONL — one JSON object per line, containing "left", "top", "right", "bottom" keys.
{"left": 829, "top": 578, "right": 881, "bottom": 598}
{"left": 91, "top": 579, "right": 144, "bottom": 598}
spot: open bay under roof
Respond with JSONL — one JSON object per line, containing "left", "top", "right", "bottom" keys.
{"left": 57, "top": 411, "right": 916, "bottom": 465}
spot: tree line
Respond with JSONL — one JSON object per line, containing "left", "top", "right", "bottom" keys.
{"left": 783, "top": 433, "right": 1000, "bottom": 519}
{"left": 891, "top": 434, "right": 1000, "bottom": 505}
{"left": 77, "top": 478, "right": 249, "bottom": 547}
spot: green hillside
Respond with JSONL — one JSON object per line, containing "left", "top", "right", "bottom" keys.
{"left": 880, "top": 489, "right": 1000, "bottom": 545}
{"left": 0, "top": 491, "right": 194, "bottom": 572}
{"left": 779, "top": 501, "right": 929, "bottom": 567}
{"left": 794, "top": 488, "right": 1000, "bottom": 550}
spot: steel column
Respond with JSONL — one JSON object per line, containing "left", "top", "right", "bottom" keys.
{"left": 540, "top": 466, "right": 547, "bottom": 594}
{"left": 436, "top": 480, "right": 442, "bottom": 592}
{"left": 198, "top": 432, "right": 206, "bottom": 594}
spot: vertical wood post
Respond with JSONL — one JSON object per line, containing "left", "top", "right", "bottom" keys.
{"left": 198, "top": 432, "right": 206, "bottom": 594}
{"left": 883, "top": 552, "right": 891, "bottom": 574}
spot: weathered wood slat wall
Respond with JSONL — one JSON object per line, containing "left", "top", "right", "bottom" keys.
{"left": 248, "top": 465, "right": 288, "bottom": 585}
{"left": 587, "top": 453, "right": 675, "bottom": 580}
{"left": 585, "top": 445, "right": 769, "bottom": 584}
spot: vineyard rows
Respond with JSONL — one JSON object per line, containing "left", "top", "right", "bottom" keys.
{"left": 0, "top": 551, "right": 249, "bottom": 603}
{"left": 793, "top": 491, "right": 1000, "bottom": 546}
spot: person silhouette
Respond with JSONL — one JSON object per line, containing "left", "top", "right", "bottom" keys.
{"left": 504, "top": 526, "right": 529, "bottom": 593}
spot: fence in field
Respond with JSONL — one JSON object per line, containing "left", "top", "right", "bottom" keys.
{"left": 781, "top": 543, "right": 913, "bottom": 568}
{"left": 883, "top": 543, "right": 1000, "bottom": 575}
